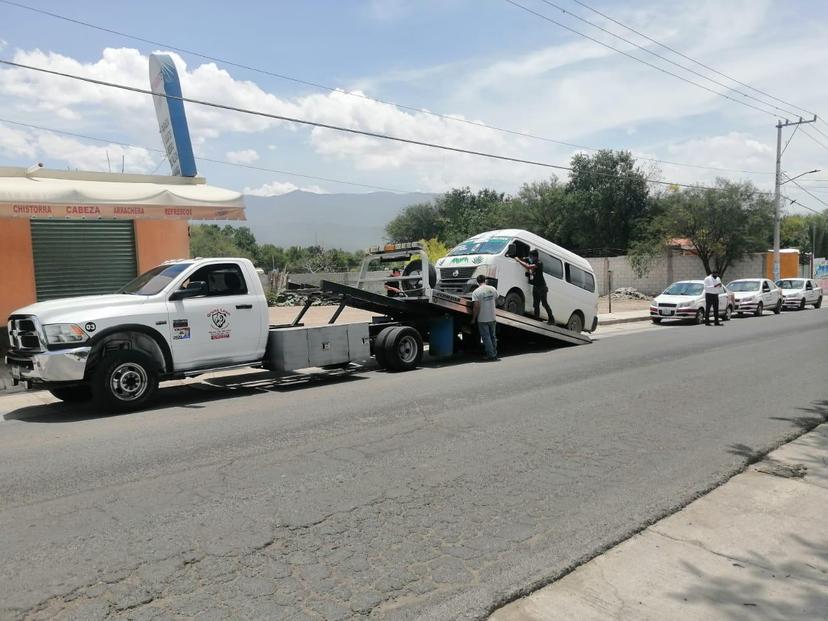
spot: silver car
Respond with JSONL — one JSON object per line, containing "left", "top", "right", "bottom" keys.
{"left": 776, "top": 278, "right": 823, "bottom": 310}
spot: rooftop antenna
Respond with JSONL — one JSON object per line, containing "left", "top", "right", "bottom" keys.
{"left": 106, "top": 150, "right": 112, "bottom": 173}
{"left": 121, "top": 154, "right": 125, "bottom": 173}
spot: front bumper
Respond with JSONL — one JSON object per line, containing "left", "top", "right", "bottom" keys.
{"left": 734, "top": 301, "right": 759, "bottom": 313}
{"left": 5, "top": 346, "right": 91, "bottom": 385}
{"left": 781, "top": 296, "right": 805, "bottom": 307}
{"left": 650, "top": 306, "right": 699, "bottom": 319}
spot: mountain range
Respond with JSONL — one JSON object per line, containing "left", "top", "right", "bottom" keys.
{"left": 240, "top": 191, "right": 436, "bottom": 251}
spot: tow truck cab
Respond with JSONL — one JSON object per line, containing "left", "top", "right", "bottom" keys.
{"left": 6, "top": 258, "right": 269, "bottom": 409}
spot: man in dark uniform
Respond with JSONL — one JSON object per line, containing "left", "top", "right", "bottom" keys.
{"left": 384, "top": 268, "right": 401, "bottom": 297}
{"left": 514, "top": 249, "right": 554, "bottom": 324}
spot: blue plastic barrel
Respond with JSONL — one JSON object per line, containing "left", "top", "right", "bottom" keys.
{"left": 428, "top": 317, "right": 454, "bottom": 358}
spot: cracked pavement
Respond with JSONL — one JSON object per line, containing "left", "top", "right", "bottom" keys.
{"left": 0, "top": 309, "right": 825, "bottom": 620}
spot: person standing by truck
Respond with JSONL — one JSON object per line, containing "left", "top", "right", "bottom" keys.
{"left": 472, "top": 274, "right": 498, "bottom": 360}
{"left": 514, "top": 250, "right": 554, "bottom": 324}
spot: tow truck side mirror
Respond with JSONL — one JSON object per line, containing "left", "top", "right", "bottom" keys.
{"left": 170, "top": 281, "right": 207, "bottom": 301}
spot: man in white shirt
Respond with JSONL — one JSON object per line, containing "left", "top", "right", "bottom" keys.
{"left": 471, "top": 274, "right": 499, "bottom": 360}
{"left": 703, "top": 270, "right": 723, "bottom": 326}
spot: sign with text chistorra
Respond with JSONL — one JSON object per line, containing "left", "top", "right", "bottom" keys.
{"left": 149, "top": 53, "right": 197, "bottom": 177}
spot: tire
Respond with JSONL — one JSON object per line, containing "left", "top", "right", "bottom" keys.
{"left": 754, "top": 302, "right": 763, "bottom": 317}
{"left": 651, "top": 317, "right": 662, "bottom": 324}
{"left": 694, "top": 308, "right": 704, "bottom": 325}
{"left": 799, "top": 298, "right": 806, "bottom": 310}
{"left": 566, "top": 312, "right": 584, "bottom": 333}
{"left": 401, "top": 260, "right": 437, "bottom": 294}
{"left": 815, "top": 296, "right": 823, "bottom": 309}
{"left": 774, "top": 299, "right": 782, "bottom": 314}
{"left": 723, "top": 305, "right": 733, "bottom": 321}
{"left": 373, "top": 326, "right": 396, "bottom": 370}
{"left": 91, "top": 350, "right": 159, "bottom": 412}
{"left": 383, "top": 326, "right": 423, "bottom": 372}
{"left": 503, "top": 290, "right": 524, "bottom": 315}
{"left": 49, "top": 385, "right": 92, "bottom": 403}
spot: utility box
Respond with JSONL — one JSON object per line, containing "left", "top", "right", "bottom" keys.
{"left": 265, "top": 323, "right": 370, "bottom": 372}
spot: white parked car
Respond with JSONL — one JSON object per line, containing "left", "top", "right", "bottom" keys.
{"left": 776, "top": 278, "right": 823, "bottom": 310}
{"left": 727, "top": 278, "right": 782, "bottom": 316}
{"left": 649, "top": 280, "right": 734, "bottom": 324}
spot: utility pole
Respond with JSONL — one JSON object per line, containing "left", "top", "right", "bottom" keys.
{"left": 774, "top": 116, "right": 817, "bottom": 280}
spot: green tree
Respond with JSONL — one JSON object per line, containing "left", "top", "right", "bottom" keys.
{"left": 510, "top": 178, "right": 569, "bottom": 244}
{"left": 631, "top": 179, "right": 774, "bottom": 277}
{"left": 385, "top": 202, "right": 441, "bottom": 242}
{"left": 565, "top": 150, "right": 653, "bottom": 253}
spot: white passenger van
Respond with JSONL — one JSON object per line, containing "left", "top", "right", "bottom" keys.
{"left": 434, "top": 229, "right": 599, "bottom": 332}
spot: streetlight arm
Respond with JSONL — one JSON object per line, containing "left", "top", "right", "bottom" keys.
{"left": 781, "top": 169, "right": 820, "bottom": 185}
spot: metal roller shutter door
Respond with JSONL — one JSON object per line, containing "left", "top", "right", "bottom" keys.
{"left": 31, "top": 220, "right": 137, "bottom": 300}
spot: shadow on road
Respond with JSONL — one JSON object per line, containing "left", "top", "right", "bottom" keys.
{"left": 669, "top": 533, "right": 828, "bottom": 620}
{"left": 3, "top": 369, "right": 369, "bottom": 424}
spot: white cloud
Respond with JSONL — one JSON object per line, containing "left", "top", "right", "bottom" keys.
{"left": 243, "top": 181, "right": 327, "bottom": 196}
{"left": 225, "top": 149, "right": 259, "bottom": 164}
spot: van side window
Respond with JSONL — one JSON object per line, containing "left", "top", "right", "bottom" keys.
{"left": 183, "top": 263, "right": 248, "bottom": 297}
{"left": 565, "top": 264, "right": 596, "bottom": 293}
{"left": 538, "top": 251, "right": 563, "bottom": 279}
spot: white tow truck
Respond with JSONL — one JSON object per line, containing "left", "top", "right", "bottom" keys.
{"left": 6, "top": 242, "right": 591, "bottom": 411}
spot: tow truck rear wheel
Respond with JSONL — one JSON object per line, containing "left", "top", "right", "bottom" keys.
{"left": 384, "top": 326, "right": 423, "bottom": 372}
{"left": 373, "top": 326, "right": 396, "bottom": 370}
{"left": 49, "top": 386, "right": 92, "bottom": 403}
{"left": 91, "top": 350, "right": 159, "bottom": 412}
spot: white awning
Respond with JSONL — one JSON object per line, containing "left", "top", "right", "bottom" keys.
{"left": 0, "top": 167, "right": 245, "bottom": 220}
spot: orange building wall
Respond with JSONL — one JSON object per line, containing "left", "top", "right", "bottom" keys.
{"left": 764, "top": 251, "right": 800, "bottom": 279}
{"left": 0, "top": 218, "right": 37, "bottom": 321}
{"left": 134, "top": 220, "right": 190, "bottom": 273}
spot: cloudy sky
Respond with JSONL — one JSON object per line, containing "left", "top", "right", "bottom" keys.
{"left": 1, "top": 0, "right": 827, "bottom": 213}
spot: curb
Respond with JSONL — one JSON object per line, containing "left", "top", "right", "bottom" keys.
{"left": 597, "top": 314, "right": 651, "bottom": 327}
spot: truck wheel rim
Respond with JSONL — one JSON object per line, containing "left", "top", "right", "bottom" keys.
{"left": 397, "top": 336, "right": 418, "bottom": 364}
{"left": 110, "top": 363, "right": 148, "bottom": 401}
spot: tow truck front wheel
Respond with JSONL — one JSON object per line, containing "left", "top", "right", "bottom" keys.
{"left": 92, "top": 350, "right": 159, "bottom": 412}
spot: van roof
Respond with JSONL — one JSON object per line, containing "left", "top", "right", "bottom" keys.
{"left": 466, "top": 229, "right": 593, "bottom": 272}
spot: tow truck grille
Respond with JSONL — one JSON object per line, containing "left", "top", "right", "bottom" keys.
{"left": 8, "top": 315, "right": 44, "bottom": 352}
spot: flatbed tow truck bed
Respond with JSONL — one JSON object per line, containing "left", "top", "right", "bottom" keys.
{"left": 320, "top": 280, "right": 591, "bottom": 346}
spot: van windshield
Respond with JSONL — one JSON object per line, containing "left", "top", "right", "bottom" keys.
{"left": 447, "top": 237, "right": 511, "bottom": 256}
{"left": 120, "top": 262, "right": 193, "bottom": 295}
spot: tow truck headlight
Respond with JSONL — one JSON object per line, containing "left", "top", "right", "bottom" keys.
{"left": 44, "top": 323, "right": 88, "bottom": 345}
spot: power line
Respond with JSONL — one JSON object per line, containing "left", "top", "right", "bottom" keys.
{"left": 783, "top": 196, "right": 824, "bottom": 216}
{"left": 0, "top": 0, "right": 774, "bottom": 178}
{"left": 536, "top": 0, "right": 805, "bottom": 119}
{"left": 783, "top": 174, "right": 828, "bottom": 211}
{"left": 0, "top": 117, "right": 416, "bottom": 193}
{"left": 569, "top": 0, "right": 816, "bottom": 119}
{"left": 800, "top": 128, "right": 828, "bottom": 153}
{"left": 504, "top": 0, "right": 785, "bottom": 119}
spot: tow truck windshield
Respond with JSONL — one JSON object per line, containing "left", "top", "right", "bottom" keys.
{"left": 119, "top": 262, "right": 193, "bottom": 295}
{"left": 447, "top": 237, "right": 511, "bottom": 256}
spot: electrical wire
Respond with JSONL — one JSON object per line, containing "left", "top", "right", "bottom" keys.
{"left": 569, "top": 0, "right": 816, "bottom": 119}
{"left": 0, "top": 0, "right": 774, "bottom": 177}
{"left": 0, "top": 117, "right": 416, "bottom": 193}
{"left": 800, "top": 128, "right": 828, "bottom": 153}
{"left": 503, "top": 0, "right": 784, "bottom": 119}
{"left": 783, "top": 174, "right": 828, "bottom": 211}
{"left": 536, "top": 0, "right": 804, "bottom": 119}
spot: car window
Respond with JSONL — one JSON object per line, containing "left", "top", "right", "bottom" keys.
{"left": 538, "top": 250, "right": 563, "bottom": 279}
{"left": 806, "top": 281, "right": 813, "bottom": 290}
{"left": 565, "top": 263, "right": 596, "bottom": 292}
{"left": 120, "top": 262, "right": 193, "bottom": 295}
{"left": 663, "top": 282, "right": 703, "bottom": 296}
{"left": 727, "top": 281, "right": 759, "bottom": 292}
{"left": 181, "top": 263, "right": 248, "bottom": 297}
{"left": 762, "top": 282, "right": 770, "bottom": 292}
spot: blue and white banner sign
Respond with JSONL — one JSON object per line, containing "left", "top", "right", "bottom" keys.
{"left": 149, "top": 54, "right": 197, "bottom": 177}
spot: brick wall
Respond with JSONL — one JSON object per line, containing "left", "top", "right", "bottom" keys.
{"left": 587, "top": 252, "right": 768, "bottom": 296}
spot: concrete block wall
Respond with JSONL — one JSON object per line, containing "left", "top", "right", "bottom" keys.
{"left": 587, "top": 252, "right": 769, "bottom": 296}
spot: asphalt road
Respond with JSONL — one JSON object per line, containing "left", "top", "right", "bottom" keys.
{"left": 1, "top": 308, "right": 826, "bottom": 620}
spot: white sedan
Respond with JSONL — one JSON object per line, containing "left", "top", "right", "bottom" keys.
{"left": 776, "top": 278, "right": 823, "bottom": 310}
{"left": 649, "top": 280, "right": 734, "bottom": 324}
{"left": 727, "top": 278, "right": 782, "bottom": 316}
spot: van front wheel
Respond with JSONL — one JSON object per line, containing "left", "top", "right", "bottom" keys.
{"left": 566, "top": 312, "right": 584, "bottom": 333}
{"left": 503, "top": 290, "right": 524, "bottom": 315}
